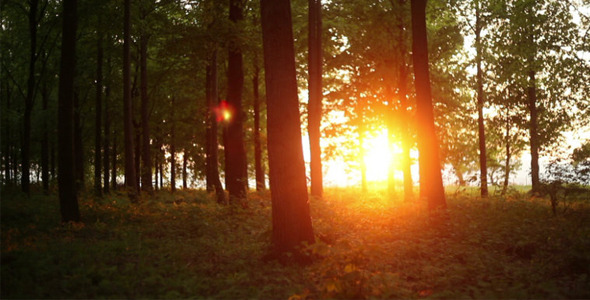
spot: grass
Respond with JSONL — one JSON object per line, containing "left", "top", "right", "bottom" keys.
{"left": 1, "top": 186, "right": 589, "bottom": 299}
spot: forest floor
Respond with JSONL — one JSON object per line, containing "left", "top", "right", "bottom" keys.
{"left": 1, "top": 186, "right": 590, "bottom": 299}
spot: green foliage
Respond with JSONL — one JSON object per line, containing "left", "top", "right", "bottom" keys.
{"left": 2, "top": 188, "right": 590, "bottom": 298}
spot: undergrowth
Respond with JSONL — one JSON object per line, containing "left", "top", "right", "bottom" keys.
{"left": 1, "top": 187, "right": 589, "bottom": 299}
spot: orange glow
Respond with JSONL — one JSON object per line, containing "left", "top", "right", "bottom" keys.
{"left": 214, "top": 100, "right": 233, "bottom": 123}
{"left": 363, "top": 129, "right": 402, "bottom": 182}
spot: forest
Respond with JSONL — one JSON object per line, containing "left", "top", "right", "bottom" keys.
{"left": 1, "top": 0, "right": 590, "bottom": 298}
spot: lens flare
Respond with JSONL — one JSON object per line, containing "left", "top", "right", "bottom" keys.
{"left": 214, "top": 100, "right": 233, "bottom": 123}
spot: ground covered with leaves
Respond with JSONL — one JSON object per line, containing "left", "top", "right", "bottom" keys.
{"left": 2, "top": 187, "right": 590, "bottom": 299}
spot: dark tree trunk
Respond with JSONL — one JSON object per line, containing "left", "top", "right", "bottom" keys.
{"left": 140, "top": 35, "right": 152, "bottom": 192}
{"left": 94, "top": 22, "right": 103, "bottom": 197}
{"left": 260, "top": 0, "right": 315, "bottom": 260}
{"left": 411, "top": 0, "right": 446, "bottom": 211}
{"left": 528, "top": 70, "right": 540, "bottom": 193}
{"left": 134, "top": 124, "right": 141, "bottom": 190}
{"left": 182, "top": 152, "right": 187, "bottom": 189}
{"left": 41, "top": 84, "right": 49, "bottom": 194}
{"left": 50, "top": 140, "right": 55, "bottom": 181}
{"left": 103, "top": 64, "right": 110, "bottom": 194}
{"left": 57, "top": 0, "right": 80, "bottom": 222}
{"left": 4, "top": 83, "right": 11, "bottom": 184}
{"left": 22, "top": 0, "right": 40, "bottom": 194}
{"left": 225, "top": 0, "right": 248, "bottom": 202}
{"left": 74, "top": 92, "right": 84, "bottom": 192}
{"left": 308, "top": 0, "right": 323, "bottom": 198}
{"left": 253, "top": 59, "right": 265, "bottom": 191}
{"left": 475, "top": 5, "right": 488, "bottom": 198}
{"left": 170, "top": 98, "right": 176, "bottom": 193}
{"left": 502, "top": 111, "right": 511, "bottom": 195}
{"left": 159, "top": 146, "right": 163, "bottom": 189}
{"left": 111, "top": 134, "right": 117, "bottom": 190}
{"left": 398, "top": 37, "right": 414, "bottom": 201}
{"left": 205, "top": 50, "right": 226, "bottom": 203}
{"left": 123, "top": 0, "right": 137, "bottom": 199}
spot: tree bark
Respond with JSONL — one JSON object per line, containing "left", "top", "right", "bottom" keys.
{"left": 94, "top": 21, "right": 103, "bottom": 197}
{"left": 205, "top": 50, "right": 226, "bottom": 203}
{"left": 397, "top": 11, "right": 414, "bottom": 201}
{"left": 123, "top": 0, "right": 137, "bottom": 199}
{"left": 140, "top": 34, "right": 152, "bottom": 192}
{"left": 170, "top": 97, "right": 176, "bottom": 193}
{"left": 57, "top": 0, "right": 80, "bottom": 222}
{"left": 111, "top": 134, "right": 117, "bottom": 190}
{"left": 74, "top": 92, "right": 84, "bottom": 192}
{"left": 475, "top": 4, "right": 488, "bottom": 198}
{"left": 22, "top": 0, "right": 40, "bottom": 194}
{"left": 308, "top": 0, "right": 323, "bottom": 198}
{"left": 225, "top": 0, "right": 249, "bottom": 202}
{"left": 3, "top": 81, "right": 11, "bottom": 184}
{"left": 253, "top": 59, "right": 265, "bottom": 191}
{"left": 528, "top": 70, "right": 540, "bottom": 192}
{"left": 103, "top": 60, "right": 111, "bottom": 194}
{"left": 182, "top": 152, "right": 187, "bottom": 189}
{"left": 411, "top": 0, "right": 446, "bottom": 211}
{"left": 261, "top": 0, "right": 315, "bottom": 260}
{"left": 41, "top": 83, "right": 49, "bottom": 194}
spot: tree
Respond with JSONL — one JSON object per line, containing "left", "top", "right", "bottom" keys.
{"left": 410, "top": 0, "right": 446, "bottom": 211}
{"left": 123, "top": 0, "right": 138, "bottom": 198}
{"left": 94, "top": 14, "right": 103, "bottom": 197}
{"left": 205, "top": 50, "right": 226, "bottom": 203}
{"left": 57, "top": 0, "right": 80, "bottom": 222}
{"left": 225, "top": 0, "right": 249, "bottom": 202}
{"left": 308, "top": 0, "right": 323, "bottom": 198}
{"left": 260, "top": 0, "right": 315, "bottom": 260}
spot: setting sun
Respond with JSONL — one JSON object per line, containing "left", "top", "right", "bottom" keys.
{"left": 363, "top": 129, "right": 402, "bottom": 182}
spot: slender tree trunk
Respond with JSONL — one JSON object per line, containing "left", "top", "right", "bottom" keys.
{"left": 123, "top": 0, "right": 137, "bottom": 199}
{"left": 134, "top": 124, "right": 141, "bottom": 190}
{"left": 57, "top": 0, "right": 80, "bottom": 222}
{"left": 502, "top": 118, "right": 511, "bottom": 195}
{"left": 253, "top": 59, "right": 265, "bottom": 191}
{"left": 22, "top": 0, "right": 40, "bottom": 194}
{"left": 528, "top": 69, "right": 540, "bottom": 192}
{"left": 411, "top": 0, "right": 446, "bottom": 211}
{"left": 260, "top": 0, "right": 315, "bottom": 260}
{"left": 226, "top": 0, "right": 249, "bottom": 202}
{"left": 41, "top": 84, "right": 49, "bottom": 194}
{"left": 205, "top": 50, "right": 226, "bottom": 203}
{"left": 74, "top": 92, "right": 84, "bottom": 192}
{"left": 475, "top": 4, "right": 488, "bottom": 198}
{"left": 4, "top": 84, "right": 11, "bottom": 184}
{"left": 50, "top": 140, "right": 55, "bottom": 181}
{"left": 103, "top": 64, "right": 110, "bottom": 194}
{"left": 182, "top": 152, "right": 187, "bottom": 189}
{"left": 111, "top": 134, "right": 117, "bottom": 190}
{"left": 140, "top": 35, "right": 152, "bottom": 192}
{"left": 170, "top": 98, "right": 176, "bottom": 193}
{"left": 308, "top": 0, "right": 323, "bottom": 198}
{"left": 159, "top": 146, "right": 163, "bottom": 189}
{"left": 94, "top": 22, "right": 103, "bottom": 197}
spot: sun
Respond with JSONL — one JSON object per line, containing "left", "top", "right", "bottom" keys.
{"left": 363, "top": 128, "right": 402, "bottom": 182}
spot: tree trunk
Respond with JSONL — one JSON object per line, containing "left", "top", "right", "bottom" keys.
{"left": 411, "top": 0, "right": 446, "bottom": 211}
{"left": 205, "top": 50, "right": 226, "bottom": 203}
{"left": 253, "top": 59, "right": 265, "bottom": 191}
{"left": 475, "top": 4, "right": 488, "bottom": 198}
{"left": 74, "top": 92, "right": 84, "bottom": 192}
{"left": 57, "top": 0, "right": 80, "bottom": 222}
{"left": 170, "top": 98, "right": 176, "bottom": 193}
{"left": 528, "top": 70, "right": 540, "bottom": 193}
{"left": 123, "top": 0, "right": 137, "bottom": 199}
{"left": 111, "top": 134, "right": 117, "bottom": 190}
{"left": 398, "top": 41, "right": 414, "bottom": 201}
{"left": 261, "top": 0, "right": 315, "bottom": 260}
{"left": 22, "top": 0, "right": 40, "bottom": 194}
{"left": 140, "top": 35, "right": 152, "bottom": 192}
{"left": 502, "top": 119, "right": 511, "bottom": 195}
{"left": 182, "top": 152, "right": 187, "bottom": 189}
{"left": 4, "top": 83, "right": 11, "bottom": 184}
{"left": 225, "top": 0, "right": 249, "bottom": 202}
{"left": 41, "top": 83, "right": 49, "bottom": 194}
{"left": 94, "top": 22, "right": 103, "bottom": 197}
{"left": 103, "top": 62, "right": 110, "bottom": 194}
{"left": 134, "top": 124, "right": 141, "bottom": 190}
{"left": 308, "top": 0, "right": 323, "bottom": 198}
